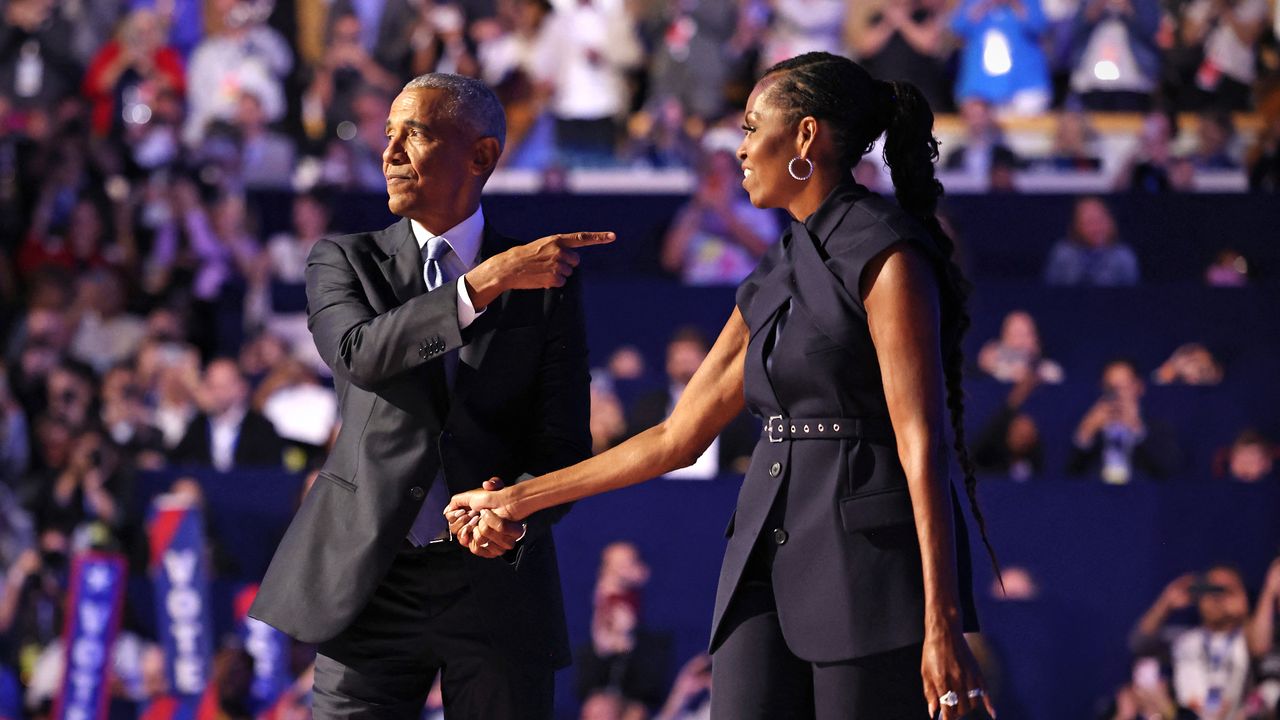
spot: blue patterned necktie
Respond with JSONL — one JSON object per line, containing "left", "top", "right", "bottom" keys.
{"left": 407, "top": 235, "right": 456, "bottom": 546}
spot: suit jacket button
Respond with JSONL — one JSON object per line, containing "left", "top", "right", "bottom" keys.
{"left": 773, "top": 528, "right": 788, "bottom": 545}
{"left": 769, "top": 462, "right": 782, "bottom": 477}
{"left": 409, "top": 486, "right": 425, "bottom": 500}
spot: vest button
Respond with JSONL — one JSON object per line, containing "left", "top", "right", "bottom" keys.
{"left": 769, "top": 462, "right": 782, "bottom": 477}
{"left": 409, "top": 486, "right": 425, "bottom": 500}
{"left": 773, "top": 528, "right": 788, "bottom": 545}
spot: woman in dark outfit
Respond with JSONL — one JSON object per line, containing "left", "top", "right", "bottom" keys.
{"left": 448, "top": 52, "right": 999, "bottom": 719}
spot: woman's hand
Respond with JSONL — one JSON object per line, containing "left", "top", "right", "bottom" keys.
{"left": 445, "top": 478, "right": 519, "bottom": 536}
{"left": 922, "top": 623, "right": 996, "bottom": 719}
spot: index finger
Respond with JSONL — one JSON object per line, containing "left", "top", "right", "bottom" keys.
{"left": 557, "top": 231, "right": 616, "bottom": 248}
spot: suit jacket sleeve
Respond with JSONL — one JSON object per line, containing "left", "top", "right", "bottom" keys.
{"left": 516, "top": 273, "right": 593, "bottom": 547}
{"left": 305, "top": 237, "right": 464, "bottom": 389}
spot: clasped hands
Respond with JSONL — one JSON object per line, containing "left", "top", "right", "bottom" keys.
{"left": 443, "top": 478, "right": 522, "bottom": 559}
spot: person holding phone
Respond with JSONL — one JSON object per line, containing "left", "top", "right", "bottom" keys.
{"left": 1131, "top": 567, "right": 1253, "bottom": 718}
{"left": 1068, "top": 358, "right": 1181, "bottom": 482}
{"left": 448, "top": 52, "right": 997, "bottom": 719}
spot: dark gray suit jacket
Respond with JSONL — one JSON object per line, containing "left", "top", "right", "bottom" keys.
{"left": 249, "top": 217, "right": 591, "bottom": 669}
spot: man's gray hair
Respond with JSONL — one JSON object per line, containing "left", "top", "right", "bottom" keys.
{"left": 403, "top": 74, "right": 507, "bottom": 152}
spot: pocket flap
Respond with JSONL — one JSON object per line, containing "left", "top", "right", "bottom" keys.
{"left": 839, "top": 487, "right": 914, "bottom": 533}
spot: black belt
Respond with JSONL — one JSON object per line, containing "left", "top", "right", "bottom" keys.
{"left": 763, "top": 415, "right": 894, "bottom": 443}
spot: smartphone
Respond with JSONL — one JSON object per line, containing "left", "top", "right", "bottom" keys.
{"left": 1133, "top": 657, "right": 1160, "bottom": 689}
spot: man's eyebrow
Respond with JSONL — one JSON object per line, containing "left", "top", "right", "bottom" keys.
{"left": 386, "top": 119, "right": 432, "bottom": 133}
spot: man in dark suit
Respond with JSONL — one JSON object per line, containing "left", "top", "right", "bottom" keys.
{"left": 249, "top": 73, "right": 611, "bottom": 718}
{"left": 170, "top": 358, "right": 284, "bottom": 470}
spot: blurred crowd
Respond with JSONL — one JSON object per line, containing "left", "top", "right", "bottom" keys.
{"left": 0, "top": 0, "right": 1278, "bottom": 718}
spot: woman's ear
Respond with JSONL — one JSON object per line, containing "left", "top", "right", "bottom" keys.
{"left": 795, "top": 116, "right": 819, "bottom": 159}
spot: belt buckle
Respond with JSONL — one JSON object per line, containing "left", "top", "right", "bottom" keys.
{"left": 767, "top": 415, "right": 784, "bottom": 443}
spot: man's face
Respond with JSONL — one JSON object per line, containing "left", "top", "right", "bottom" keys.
{"left": 1102, "top": 363, "right": 1143, "bottom": 403}
{"left": 382, "top": 89, "right": 484, "bottom": 222}
{"left": 1198, "top": 568, "right": 1248, "bottom": 631}
{"left": 201, "top": 361, "right": 246, "bottom": 416}
{"left": 666, "top": 340, "right": 707, "bottom": 387}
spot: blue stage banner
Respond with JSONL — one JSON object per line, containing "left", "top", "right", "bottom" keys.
{"left": 235, "top": 584, "right": 292, "bottom": 711}
{"left": 148, "top": 501, "right": 214, "bottom": 698}
{"left": 52, "top": 552, "right": 126, "bottom": 720}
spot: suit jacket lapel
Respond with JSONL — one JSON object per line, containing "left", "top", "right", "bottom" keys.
{"left": 376, "top": 218, "right": 426, "bottom": 307}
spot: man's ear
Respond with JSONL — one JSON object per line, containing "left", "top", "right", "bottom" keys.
{"left": 472, "top": 137, "right": 502, "bottom": 176}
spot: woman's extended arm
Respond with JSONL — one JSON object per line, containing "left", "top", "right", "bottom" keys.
{"left": 862, "top": 243, "right": 993, "bottom": 719}
{"left": 448, "top": 309, "right": 750, "bottom": 521}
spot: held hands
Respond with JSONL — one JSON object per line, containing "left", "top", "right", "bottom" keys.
{"left": 922, "top": 623, "right": 996, "bottom": 719}
{"left": 444, "top": 478, "right": 524, "bottom": 559}
{"left": 463, "top": 232, "right": 616, "bottom": 310}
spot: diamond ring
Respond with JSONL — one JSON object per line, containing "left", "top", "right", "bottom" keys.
{"left": 940, "top": 690, "right": 959, "bottom": 707}
{"left": 968, "top": 689, "right": 984, "bottom": 699}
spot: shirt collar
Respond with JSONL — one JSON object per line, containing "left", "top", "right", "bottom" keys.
{"left": 410, "top": 206, "right": 485, "bottom": 268}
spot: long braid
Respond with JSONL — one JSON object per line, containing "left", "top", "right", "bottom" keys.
{"left": 880, "top": 78, "right": 1001, "bottom": 580}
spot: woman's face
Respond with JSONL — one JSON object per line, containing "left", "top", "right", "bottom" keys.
{"left": 737, "top": 78, "right": 801, "bottom": 209}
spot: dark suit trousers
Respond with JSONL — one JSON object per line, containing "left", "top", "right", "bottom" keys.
{"left": 313, "top": 546, "right": 554, "bottom": 720}
{"left": 710, "top": 530, "right": 931, "bottom": 720}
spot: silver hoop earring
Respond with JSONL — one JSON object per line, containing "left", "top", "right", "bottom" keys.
{"left": 788, "top": 156, "right": 814, "bottom": 181}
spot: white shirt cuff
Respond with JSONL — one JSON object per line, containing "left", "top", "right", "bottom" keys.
{"left": 456, "top": 277, "right": 485, "bottom": 329}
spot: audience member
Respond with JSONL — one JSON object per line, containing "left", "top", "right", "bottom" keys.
{"left": 1132, "top": 567, "right": 1254, "bottom": 718}
{"left": 853, "top": 0, "right": 952, "bottom": 112}
{"left": 232, "top": 89, "right": 296, "bottom": 190}
{"left": 626, "top": 327, "right": 757, "bottom": 477}
{"left": 589, "top": 372, "right": 628, "bottom": 455}
{"left": 652, "top": 654, "right": 712, "bottom": 720}
{"left": 660, "top": 142, "right": 779, "bottom": 285}
{"left": 534, "top": 0, "right": 643, "bottom": 166}
{"left": 67, "top": 270, "right": 147, "bottom": 375}
{"left": 1031, "top": 109, "right": 1103, "bottom": 171}
{"left": 1068, "top": 0, "right": 1160, "bottom": 111}
{"left": 1152, "top": 342, "right": 1224, "bottom": 385}
{"left": 171, "top": 358, "right": 284, "bottom": 471}
{"left": 1204, "top": 249, "right": 1250, "bottom": 286}
{"left": 253, "top": 356, "right": 337, "bottom": 470}
{"left": 1248, "top": 558, "right": 1280, "bottom": 713}
{"left": 1099, "top": 659, "right": 1198, "bottom": 720}
{"left": 646, "top": 0, "right": 740, "bottom": 122}
{"left": 1247, "top": 97, "right": 1280, "bottom": 191}
{"left": 973, "top": 371, "right": 1045, "bottom": 480}
{"left": 1216, "top": 429, "right": 1275, "bottom": 482}
{"left": 183, "top": 0, "right": 293, "bottom": 146}
{"left": 758, "top": 0, "right": 847, "bottom": 71}
{"left": 1068, "top": 358, "right": 1181, "bottom": 481}
{"left": 578, "top": 544, "right": 672, "bottom": 714}
{"left": 978, "top": 310, "right": 1066, "bottom": 384}
{"left": 0, "top": 365, "right": 30, "bottom": 488}
{"left": 81, "top": 8, "right": 186, "bottom": 141}
{"left": 945, "top": 98, "right": 1022, "bottom": 179}
{"left": 408, "top": 3, "right": 481, "bottom": 78}
{"left": 1115, "top": 111, "right": 1194, "bottom": 193}
{"left": 1044, "top": 196, "right": 1140, "bottom": 286}
{"left": 98, "top": 364, "right": 166, "bottom": 470}
{"left": 1180, "top": 0, "right": 1270, "bottom": 110}
{"left": 951, "top": 0, "right": 1052, "bottom": 114}
{"left": 1188, "top": 111, "right": 1240, "bottom": 169}
{"left": 0, "top": 0, "right": 81, "bottom": 111}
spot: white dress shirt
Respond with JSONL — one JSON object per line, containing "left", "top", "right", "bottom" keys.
{"left": 209, "top": 406, "right": 248, "bottom": 473}
{"left": 410, "top": 206, "right": 487, "bottom": 328}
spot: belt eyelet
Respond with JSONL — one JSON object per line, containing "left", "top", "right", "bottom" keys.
{"left": 833, "top": 424, "right": 841, "bottom": 431}
{"left": 818, "top": 424, "right": 824, "bottom": 431}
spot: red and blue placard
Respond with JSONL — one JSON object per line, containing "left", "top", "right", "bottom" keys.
{"left": 234, "top": 584, "right": 292, "bottom": 711}
{"left": 52, "top": 552, "right": 126, "bottom": 720}
{"left": 147, "top": 501, "right": 214, "bottom": 698}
